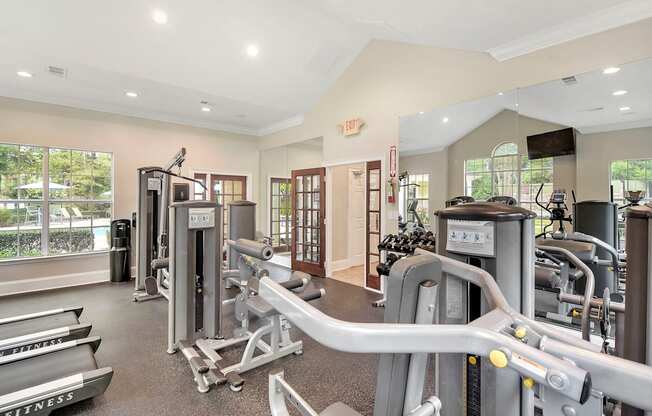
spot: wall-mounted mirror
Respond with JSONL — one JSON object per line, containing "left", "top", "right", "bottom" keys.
{"left": 259, "top": 138, "right": 323, "bottom": 268}
{"left": 399, "top": 90, "right": 519, "bottom": 230}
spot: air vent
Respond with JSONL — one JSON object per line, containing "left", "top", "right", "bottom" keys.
{"left": 583, "top": 107, "right": 604, "bottom": 112}
{"left": 561, "top": 76, "right": 577, "bottom": 85}
{"left": 200, "top": 100, "right": 209, "bottom": 105}
{"left": 48, "top": 66, "right": 67, "bottom": 78}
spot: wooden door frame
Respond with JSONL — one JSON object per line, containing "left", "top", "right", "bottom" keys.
{"left": 324, "top": 156, "right": 385, "bottom": 293}
{"left": 291, "top": 167, "right": 326, "bottom": 276}
{"left": 190, "top": 169, "right": 254, "bottom": 202}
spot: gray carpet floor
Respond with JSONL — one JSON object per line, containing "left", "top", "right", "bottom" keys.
{"left": 0, "top": 267, "right": 385, "bottom": 416}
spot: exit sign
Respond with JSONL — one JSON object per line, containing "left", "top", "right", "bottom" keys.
{"left": 339, "top": 118, "right": 365, "bottom": 136}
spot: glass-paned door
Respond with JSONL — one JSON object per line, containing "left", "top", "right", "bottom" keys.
{"left": 270, "top": 177, "right": 292, "bottom": 252}
{"left": 366, "top": 161, "right": 382, "bottom": 290}
{"left": 291, "top": 167, "right": 325, "bottom": 276}
{"left": 194, "top": 173, "right": 247, "bottom": 243}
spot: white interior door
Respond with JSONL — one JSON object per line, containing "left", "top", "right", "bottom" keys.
{"left": 348, "top": 168, "right": 365, "bottom": 266}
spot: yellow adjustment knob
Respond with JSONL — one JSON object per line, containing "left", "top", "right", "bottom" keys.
{"left": 489, "top": 350, "right": 508, "bottom": 369}
{"left": 515, "top": 326, "right": 527, "bottom": 339}
{"left": 523, "top": 377, "right": 535, "bottom": 390}
{"left": 572, "top": 309, "right": 581, "bottom": 318}
{"left": 468, "top": 356, "right": 478, "bottom": 366}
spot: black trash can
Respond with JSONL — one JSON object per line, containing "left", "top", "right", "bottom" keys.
{"left": 110, "top": 219, "right": 131, "bottom": 283}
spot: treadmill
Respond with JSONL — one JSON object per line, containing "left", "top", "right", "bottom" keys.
{"left": 0, "top": 336, "right": 113, "bottom": 415}
{"left": 0, "top": 307, "right": 92, "bottom": 358}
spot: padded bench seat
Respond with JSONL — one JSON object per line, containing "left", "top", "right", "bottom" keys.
{"left": 321, "top": 402, "right": 363, "bottom": 416}
{"left": 536, "top": 238, "right": 596, "bottom": 263}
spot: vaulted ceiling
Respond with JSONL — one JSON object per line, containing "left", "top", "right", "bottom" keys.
{"left": 2, "top": 0, "right": 651, "bottom": 136}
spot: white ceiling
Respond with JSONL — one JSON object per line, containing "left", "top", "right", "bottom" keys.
{"left": 400, "top": 57, "right": 652, "bottom": 154}
{"left": 400, "top": 91, "right": 518, "bottom": 154}
{"left": 1, "top": 0, "right": 651, "bottom": 136}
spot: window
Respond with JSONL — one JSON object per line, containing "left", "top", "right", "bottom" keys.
{"left": 610, "top": 159, "right": 652, "bottom": 247}
{"left": 402, "top": 173, "right": 430, "bottom": 227}
{"left": 270, "top": 178, "right": 292, "bottom": 251}
{"left": 0, "top": 143, "right": 112, "bottom": 260}
{"left": 464, "top": 143, "right": 553, "bottom": 234}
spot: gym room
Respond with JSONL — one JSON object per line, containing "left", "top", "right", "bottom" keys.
{"left": 1, "top": 2, "right": 652, "bottom": 416}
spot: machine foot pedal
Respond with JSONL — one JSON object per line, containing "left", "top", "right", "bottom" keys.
{"left": 144, "top": 277, "right": 158, "bottom": 295}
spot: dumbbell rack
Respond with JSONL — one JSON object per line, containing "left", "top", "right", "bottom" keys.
{"left": 372, "top": 231, "right": 436, "bottom": 307}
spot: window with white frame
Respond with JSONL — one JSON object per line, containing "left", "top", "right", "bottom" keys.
{"left": 0, "top": 143, "right": 112, "bottom": 260}
{"left": 464, "top": 142, "right": 553, "bottom": 234}
{"left": 610, "top": 159, "right": 652, "bottom": 248}
{"left": 402, "top": 173, "right": 430, "bottom": 227}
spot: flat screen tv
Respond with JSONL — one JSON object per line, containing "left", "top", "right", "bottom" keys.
{"left": 526, "top": 127, "right": 576, "bottom": 160}
{"left": 527, "top": 127, "right": 575, "bottom": 160}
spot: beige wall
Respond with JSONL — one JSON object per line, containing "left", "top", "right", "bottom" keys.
{"left": 258, "top": 142, "right": 322, "bottom": 239}
{"left": 0, "top": 97, "right": 259, "bottom": 285}
{"left": 399, "top": 149, "right": 448, "bottom": 228}
{"left": 447, "top": 111, "right": 576, "bottom": 199}
{"left": 576, "top": 126, "right": 652, "bottom": 201}
{"left": 261, "top": 18, "right": 652, "bottom": 235}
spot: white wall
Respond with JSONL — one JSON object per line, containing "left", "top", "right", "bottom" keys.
{"left": 0, "top": 97, "right": 259, "bottom": 293}
{"left": 399, "top": 149, "right": 448, "bottom": 228}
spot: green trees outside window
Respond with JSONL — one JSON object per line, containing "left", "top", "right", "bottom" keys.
{"left": 0, "top": 143, "right": 112, "bottom": 260}
{"left": 464, "top": 143, "right": 553, "bottom": 234}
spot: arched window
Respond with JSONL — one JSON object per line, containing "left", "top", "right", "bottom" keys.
{"left": 464, "top": 142, "right": 553, "bottom": 233}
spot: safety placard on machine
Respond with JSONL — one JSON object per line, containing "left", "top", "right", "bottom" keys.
{"left": 189, "top": 208, "right": 215, "bottom": 229}
{"left": 147, "top": 177, "right": 162, "bottom": 192}
{"left": 446, "top": 220, "right": 495, "bottom": 257}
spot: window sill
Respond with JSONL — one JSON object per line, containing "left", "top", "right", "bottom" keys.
{"left": 0, "top": 250, "right": 110, "bottom": 266}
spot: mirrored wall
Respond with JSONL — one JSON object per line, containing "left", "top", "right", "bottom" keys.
{"left": 398, "top": 56, "right": 652, "bottom": 239}
{"left": 258, "top": 138, "right": 323, "bottom": 261}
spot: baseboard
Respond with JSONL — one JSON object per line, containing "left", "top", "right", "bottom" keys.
{"left": 0, "top": 269, "right": 111, "bottom": 297}
{"left": 331, "top": 259, "right": 351, "bottom": 272}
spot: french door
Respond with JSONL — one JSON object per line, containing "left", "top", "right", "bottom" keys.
{"left": 366, "top": 161, "right": 382, "bottom": 290}
{"left": 291, "top": 167, "right": 326, "bottom": 276}
{"left": 270, "top": 177, "right": 292, "bottom": 252}
{"left": 193, "top": 173, "right": 247, "bottom": 242}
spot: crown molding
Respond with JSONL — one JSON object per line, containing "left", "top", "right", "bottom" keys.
{"left": 578, "top": 118, "right": 652, "bottom": 134}
{"left": 256, "top": 114, "right": 305, "bottom": 136}
{"left": 487, "top": 0, "right": 652, "bottom": 62}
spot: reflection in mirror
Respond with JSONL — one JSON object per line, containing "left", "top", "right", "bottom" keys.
{"left": 518, "top": 56, "right": 652, "bottom": 246}
{"left": 259, "top": 138, "right": 323, "bottom": 265}
{"left": 399, "top": 90, "right": 519, "bottom": 230}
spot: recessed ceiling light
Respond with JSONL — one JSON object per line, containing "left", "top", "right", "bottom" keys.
{"left": 201, "top": 107, "right": 211, "bottom": 112}
{"left": 17, "top": 71, "right": 33, "bottom": 78}
{"left": 603, "top": 67, "right": 621, "bottom": 75}
{"left": 125, "top": 91, "right": 139, "bottom": 98}
{"left": 152, "top": 9, "right": 168, "bottom": 24}
{"left": 442, "top": 117, "right": 449, "bottom": 123}
{"left": 613, "top": 90, "right": 628, "bottom": 96}
{"left": 619, "top": 106, "right": 631, "bottom": 112}
{"left": 418, "top": 111, "right": 425, "bottom": 115}
{"left": 498, "top": 92, "right": 504, "bottom": 96}
{"left": 246, "top": 44, "right": 259, "bottom": 57}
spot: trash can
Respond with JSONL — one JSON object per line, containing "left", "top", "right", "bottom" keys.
{"left": 110, "top": 219, "right": 131, "bottom": 283}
